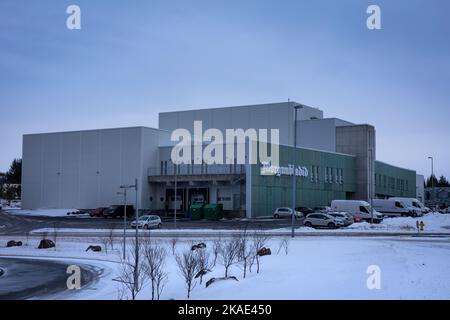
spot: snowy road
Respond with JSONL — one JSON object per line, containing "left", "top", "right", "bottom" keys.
{"left": 0, "top": 257, "right": 98, "bottom": 300}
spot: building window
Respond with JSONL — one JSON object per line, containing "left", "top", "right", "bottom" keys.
{"left": 311, "top": 165, "right": 315, "bottom": 182}
{"left": 325, "top": 167, "right": 329, "bottom": 183}
{"left": 315, "top": 166, "right": 319, "bottom": 182}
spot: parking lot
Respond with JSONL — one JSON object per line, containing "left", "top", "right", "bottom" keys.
{"left": 0, "top": 210, "right": 296, "bottom": 236}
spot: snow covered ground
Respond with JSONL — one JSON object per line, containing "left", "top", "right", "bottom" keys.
{"left": 0, "top": 235, "right": 449, "bottom": 300}
{"left": 3, "top": 208, "right": 90, "bottom": 217}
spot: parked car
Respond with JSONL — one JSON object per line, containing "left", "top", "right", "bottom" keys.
{"left": 330, "top": 200, "right": 383, "bottom": 223}
{"left": 372, "top": 199, "right": 422, "bottom": 217}
{"left": 130, "top": 215, "right": 162, "bottom": 229}
{"left": 295, "top": 207, "right": 314, "bottom": 215}
{"left": 327, "top": 212, "right": 354, "bottom": 226}
{"left": 90, "top": 207, "right": 107, "bottom": 217}
{"left": 102, "top": 205, "right": 135, "bottom": 218}
{"left": 303, "top": 213, "right": 345, "bottom": 229}
{"left": 313, "top": 206, "right": 330, "bottom": 213}
{"left": 273, "top": 207, "right": 303, "bottom": 219}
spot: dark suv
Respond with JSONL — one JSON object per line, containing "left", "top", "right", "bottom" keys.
{"left": 102, "top": 205, "right": 135, "bottom": 218}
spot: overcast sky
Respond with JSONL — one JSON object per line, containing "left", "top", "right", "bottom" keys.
{"left": 0, "top": 0, "right": 449, "bottom": 178}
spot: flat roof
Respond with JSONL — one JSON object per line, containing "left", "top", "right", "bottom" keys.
{"left": 23, "top": 126, "right": 169, "bottom": 136}
{"left": 375, "top": 160, "right": 416, "bottom": 173}
{"left": 159, "top": 101, "right": 321, "bottom": 115}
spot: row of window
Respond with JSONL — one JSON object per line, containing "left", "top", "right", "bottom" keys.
{"left": 375, "top": 174, "right": 409, "bottom": 191}
{"left": 310, "top": 165, "right": 344, "bottom": 184}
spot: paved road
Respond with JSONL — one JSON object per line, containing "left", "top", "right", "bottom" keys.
{"left": 0, "top": 257, "right": 96, "bottom": 300}
{"left": 0, "top": 210, "right": 294, "bottom": 236}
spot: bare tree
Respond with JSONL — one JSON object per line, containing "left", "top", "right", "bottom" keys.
{"left": 116, "top": 239, "right": 146, "bottom": 300}
{"left": 212, "top": 236, "right": 222, "bottom": 267}
{"left": 219, "top": 236, "right": 240, "bottom": 278}
{"left": 108, "top": 223, "right": 116, "bottom": 251}
{"left": 155, "top": 269, "right": 168, "bottom": 300}
{"left": 237, "top": 227, "right": 253, "bottom": 278}
{"left": 252, "top": 229, "right": 271, "bottom": 274}
{"left": 143, "top": 239, "right": 168, "bottom": 300}
{"left": 277, "top": 237, "right": 290, "bottom": 255}
{"left": 195, "top": 248, "right": 212, "bottom": 284}
{"left": 175, "top": 249, "right": 200, "bottom": 299}
{"left": 100, "top": 237, "right": 109, "bottom": 254}
{"left": 170, "top": 237, "right": 178, "bottom": 255}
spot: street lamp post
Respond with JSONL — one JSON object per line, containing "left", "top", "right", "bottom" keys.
{"left": 117, "top": 189, "right": 127, "bottom": 260}
{"left": 428, "top": 156, "right": 434, "bottom": 208}
{"left": 428, "top": 156, "right": 434, "bottom": 189}
{"left": 368, "top": 148, "right": 374, "bottom": 224}
{"left": 292, "top": 104, "right": 303, "bottom": 238}
{"left": 119, "top": 180, "right": 138, "bottom": 260}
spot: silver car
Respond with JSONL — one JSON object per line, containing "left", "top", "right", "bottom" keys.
{"left": 273, "top": 207, "right": 303, "bottom": 219}
{"left": 327, "top": 212, "right": 354, "bottom": 226}
{"left": 303, "top": 213, "right": 345, "bottom": 229}
{"left": 130, "top": 215, "right": 162, "bottom": 229}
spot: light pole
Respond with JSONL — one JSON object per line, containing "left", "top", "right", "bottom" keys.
{"left": 428, "top": 156, "right": 434, "bottom": 209}
{"left": 368, "top": 148, "right": 374, "bottom": 224}
{"left": 119, "top": 180, "right": 138, "bottom": 260}
{"left": 428, "top": 156, "right": 434, "bottom": 189}
{"left": 117, "top": 189, "right": 127, "bottom": 260}
{"left": 292, "top": 104, "right": 303, "bottom": 238}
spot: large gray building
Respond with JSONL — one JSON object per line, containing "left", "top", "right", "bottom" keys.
{"left": 21, "top": 102, "right": 420, "bottom": 218}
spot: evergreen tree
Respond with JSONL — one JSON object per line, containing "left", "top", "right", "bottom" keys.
{"left": 437, "top": 175, "right": 450, "bottom": 187}
{"left": 426, "top": 174, "right": 439, "bottom": 188}
{"left": 6, "top": 158, "right": 21, "bottom": 184}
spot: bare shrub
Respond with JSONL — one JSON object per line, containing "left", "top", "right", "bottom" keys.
{"left": 219, "top": 236, "right": 240, "bottom": 278}
{"left": 108, "top": 223, "right": 116, "bottom": 250}
{"left": 277, "top": 237, "right": 290, "bottom": 255}
{"left": 100, "top": 237, "right": 109, "bottom": 254}
{"left": 170, "top": 237, "right": 178, "bottom": 255}
{"left": 237, "top": 226, "right": 254, "bottom": 278}
{"left": 116, "top": 239, "right": 146, "bottom": 300}
{"left": 175, "top": 248, "right": 200, "bottom": 299}
{"left": 252, "top": 229, "right": 271, "bottom": 274}
{"left": 195, "top": 248, "right": 212, "bottom": 284}
{"left": 212, "top": 236, "right": 222, "bottom": 267}
{"left": 143, "top": 239, "right": 168, "bottom": 300}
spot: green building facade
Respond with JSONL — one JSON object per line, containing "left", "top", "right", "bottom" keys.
{"left": 249, "top": 144, "right": 356, "bottom": 218}
{"left": 248, "top": 143, "right": 416, "bottom": 218}
{"left": 374, "top": 161, "right": 416, "bottom": 198}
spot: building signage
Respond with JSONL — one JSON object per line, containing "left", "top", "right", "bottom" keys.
{"left": 260, "top": 162, "right": 309, "bottom": 177}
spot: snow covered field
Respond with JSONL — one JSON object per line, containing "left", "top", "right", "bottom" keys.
{"left": 1, "top": 235, "right": 449, "bottom": 300}
{"left": 3, "top": 208, "right": 89, "bottom": 217}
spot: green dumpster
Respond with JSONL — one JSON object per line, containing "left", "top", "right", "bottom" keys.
{"left": 203, "top": 203, "right": 224, "bottom": 220}
{"left": 189, "top": 204, "right": 204, "bottom": 220}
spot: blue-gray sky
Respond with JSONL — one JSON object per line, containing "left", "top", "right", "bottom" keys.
{"left": 1, "top": 0, "right": 449, "bottom": 178}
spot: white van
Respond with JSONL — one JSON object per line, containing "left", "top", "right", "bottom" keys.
{"left": 372, "top": 199, "right": 420, "bottom": 217}
{"left": 330, "top": 200, "right": 383, "bottom": 223}
{"left": 389, "top": 197, "right": 425, "bottom": 216}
